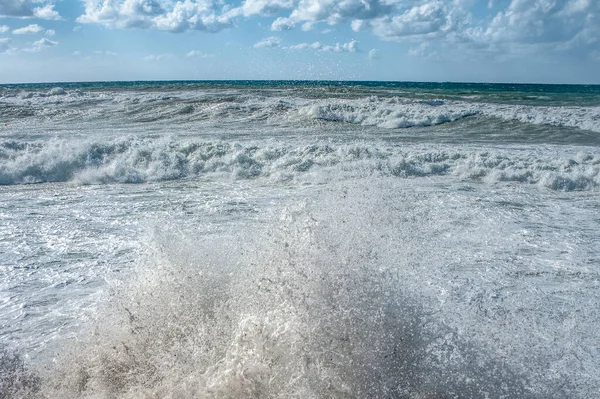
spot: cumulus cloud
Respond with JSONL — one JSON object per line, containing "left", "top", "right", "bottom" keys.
{"left": 0, "top": 1, "right": 61, "bottom": 19}
{"left": 262, "top": 0, "right": 473, "bottom": 44}
{"left": 322, "top": 39, "right": 358, "bottom": 52}
{"left": 12, "top": 24, "right": 44, "bottom": 34}
{"left": 271, "top": 16, "right": 294, "bottom": 30}
{"left": 186, "top": 50, "right": 214, "bottom": 57}
{"left": 280, "top": 0, "right": 392, "bottom": 29}
{"left": 33, "top": 4, "right": 61, "bottom": 20}
{"left": 253, "top": 36, "right": 281, "bottom": 48}
{"left": 45, "top": 29, "right": 55, "bottom": 36}
{"left": 286, "top": 39, "right": 358, "bottom": 52}
{"left": 0, "top": 26, "right": 9, "bottom": 33}
{"left": 69, "top": 0, "right": 600, "bottom": 61}
{"left": 23, "top": 37, "right": 58, "bottom": 52}
{"left": 78, "top": 0, "right": 233, "bottom": 32}
{"left": 238, "top": 0, "right": 295, "bottom": 17}
{"left": 484, "top": 0, "right": 599, "bottom": 47}
{"left": 368, "top": 2, "right": 470, "bottom": 42}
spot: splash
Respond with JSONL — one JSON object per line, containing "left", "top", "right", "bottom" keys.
{"left": 39, "top": 186, "right": 538, "bottom": 398}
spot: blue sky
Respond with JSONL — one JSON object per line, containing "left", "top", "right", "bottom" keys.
{"left": 0, "top": 0, "right": 599, "bottom": 83}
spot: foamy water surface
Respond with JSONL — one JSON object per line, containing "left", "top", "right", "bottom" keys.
{"left": 1, "top": 81, "right": 599, "bottom": 398}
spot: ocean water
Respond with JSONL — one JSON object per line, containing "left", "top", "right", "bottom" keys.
{"left": 0, "top": 80, "right": 599, "bottom": 398}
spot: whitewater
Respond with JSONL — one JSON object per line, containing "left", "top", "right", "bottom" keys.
{"left": 0, "top": 81, "right": 599, "bottom": 398}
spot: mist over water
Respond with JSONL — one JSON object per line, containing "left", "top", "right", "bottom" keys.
{"left": 1, "top": 81, "right": 599, "bottom": 398}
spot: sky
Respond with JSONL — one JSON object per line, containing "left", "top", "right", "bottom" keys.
{"left": 0, "top": 0, "right": 599, "bottom": 84}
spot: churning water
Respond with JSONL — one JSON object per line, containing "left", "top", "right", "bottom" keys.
{"left": 1, "top": 81, "right": 599, "bottom": 398}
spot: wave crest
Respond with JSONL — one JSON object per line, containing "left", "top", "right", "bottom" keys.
{"left": 2, "top": 89, "right": 599, "bottom": 132}
{"left": 1, "top": 139, "right": 598, "bottom": 191}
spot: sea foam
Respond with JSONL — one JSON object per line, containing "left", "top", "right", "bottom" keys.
{"left": 1, "top": 138, "right": 598, "bottom": 191}
{"left": 40, "top": 188, "right": 540, "bottom": 398}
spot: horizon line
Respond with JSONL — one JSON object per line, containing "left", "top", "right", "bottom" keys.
{"left": 2, "top": 79, "right": 599, "bottom": 87}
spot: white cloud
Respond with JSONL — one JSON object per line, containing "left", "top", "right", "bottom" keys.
{"left": 250, "top": 0, "right": 599, "bottom": 61}
{"left": 321, "top": 39, "right": 358, "bottom": 52}
{"left": 351, "top": 19, "right": 364, "bottom": 32}
{"left": 65, "top": 0, "right": 600, "bottom": 63}
{"left": 239, "top": 0, "right": 295, "bottom": 17}
{"left": 13, "top": 24, "right": 44, "bottom": 35}
{"left": 271, "top": 17, "right": 294, "bottom": 30}
{"left": 369, "top": 2, "right": 469, "bottom": 41}
{"left": 143, "top": 53, "right": 172, "bottom": 61}
{"left": 286, "top": 39, "right": 358, "bottom": 52}
{"left": 0, "top": 26, "right": 9, "bottom": 33}
{"left": 186, "top": 50, "right": 214, "bottom": 57}
{"left": 254, "top": 36, "right": 281, "bottom": 48}
{"left": 0, "top": 1, "right": 61, "bottom": 19}
{"left": 286, "top": 42, "right": 319, "bottom": 50}
{"left": 484, "top": 0, "right": 599, "bottom": 45}
{"left": 78, "top": 0, "right": 233, "bottom": 32}
{"left": 23, "top": 37, "right": 58, "bottom": 52}
{"left": 45, "top": 29, "right": 56, "bottom": 36}
{"left": 33, "top": 4, "right": 61, "bottom": 20}
{"left": 279, "top": 0, "right": 392, "bottom": 29}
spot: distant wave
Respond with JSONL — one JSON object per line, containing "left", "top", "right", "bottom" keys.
{"left": 1, "top": 88, "right": 599, "bottom": 132}
{"left": 297, "top": 98, "right": 477, "bottom": 128}
{"left": 1, "top": 138, "right": 598, "bottom": 190}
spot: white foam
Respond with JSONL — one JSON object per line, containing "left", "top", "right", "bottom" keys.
{"left": 28, "top": 176, "right": 599, "bottom": 398}
{"left": 48, "top": 87, "right": 66, "bottom": 96}
{"left": 297, "top": 97, "right": 477, "bottom": 128}
{"left": 1, "top": 138, "right": 597, "bottom": 191}
{"left": 38, "top": 193, "right": 540, "bottom": 398}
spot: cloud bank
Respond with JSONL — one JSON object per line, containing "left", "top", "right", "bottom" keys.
{"left": 78, "top": 0, "right": 233, "bottom": 32}
{"left": 69, "top": 0, "right": 600, "bottom": 60}
{"left": 0, "top": 1, "right": 61, "bottom": 19}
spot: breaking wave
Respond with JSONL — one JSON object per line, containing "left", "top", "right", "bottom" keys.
{"left": 1, "top": 138, "right": 598, "bottom": 190}
{"left": 37, "top": 194, "right": 541, "bottom": 398}
{"left": 1, "top": 88, "right": 599, "bottom": 132}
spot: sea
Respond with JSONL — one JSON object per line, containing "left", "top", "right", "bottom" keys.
{"left": 0, "top": 80, "right": 599, "bottom": 398}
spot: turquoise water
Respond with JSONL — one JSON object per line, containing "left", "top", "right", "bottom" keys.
{"left": 3, "top": 80, "right": 600, "bottom": 104}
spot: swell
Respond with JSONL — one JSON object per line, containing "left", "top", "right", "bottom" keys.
{"left": 1, "top": 138, "right": 598, "bottom": 191}
{"left": 1, "top": 88, "right": 599, "bottom": 132}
